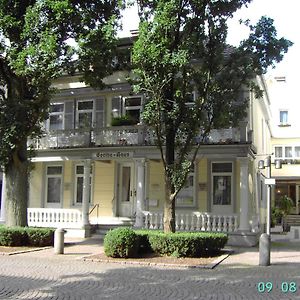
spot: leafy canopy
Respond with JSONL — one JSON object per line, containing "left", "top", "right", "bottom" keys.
{"left": 132, "top": 0, "right": 292, "bottom": 194}
{"left": 0, "top": 0, "right": 124, "bottom": 168}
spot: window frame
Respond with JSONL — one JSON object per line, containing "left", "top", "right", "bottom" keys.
{"left": 279, "top": 109, "right": 289, "bottom": 126}
{"left": 76, "top": 99, "right": 95, "bottom": 129}
{"left": 73, "top": 163, "right": 93, "bottom": 206}
{"left": 211, "top": 161, "right": 233, "bottom": 207}
{"left": 175, "top": 162, "right": 197, "bottom": 208}
{"left": 45, "top": 165, "right": 64, "bottom": 208}
{"left": 46, "top": 102, "right": 65, "bottom": 131}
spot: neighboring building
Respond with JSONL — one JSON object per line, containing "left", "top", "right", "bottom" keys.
{"left": 0, "top": 39, "right": 275, "bottom": 246}
{"left": 268, "top": 76, "right": 300, "bottom": 216}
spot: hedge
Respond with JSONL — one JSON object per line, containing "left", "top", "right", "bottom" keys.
{"left": 0, "top": 226, "right": 55, "bottom": 247}
{"left": 104, "top": 227, "right": 138, "bottom": 258}
{"left": 104, "top": 228, "right": 228, "bottom": 258}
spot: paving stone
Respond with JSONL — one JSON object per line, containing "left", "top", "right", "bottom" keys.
{"left": 0, "top": 237, "right": 299, "bottom": 299}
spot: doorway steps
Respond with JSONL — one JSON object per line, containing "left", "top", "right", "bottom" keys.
{"left": 283, "top": 214, "right": 300, "bottom": 231}
{"left": 91, "top": 219, "right": 134, "bottom": 240}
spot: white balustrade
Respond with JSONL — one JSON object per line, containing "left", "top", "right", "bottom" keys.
{"left": 142, "top": 211, "right": 239, "bottom": 233}
{"left": 27, "top": 208, "right": 83, "bottom": 228}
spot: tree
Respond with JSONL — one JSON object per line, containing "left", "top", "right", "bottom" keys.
{"left": 0, "top": 0, "right": 124, "bottom": 226}
{"left": 132, "top": 0, "right": 292, "bottom": 232}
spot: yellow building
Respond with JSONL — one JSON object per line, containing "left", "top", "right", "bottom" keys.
{"left": 0, "top": 40, "right": 274, "bottom": 246}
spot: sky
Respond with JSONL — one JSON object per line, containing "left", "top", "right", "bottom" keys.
{"left": 120, "top": 0, "right": 298, "bottom": 83}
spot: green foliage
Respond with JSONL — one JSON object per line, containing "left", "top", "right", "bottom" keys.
{"left": 0, "top": 0, "right": 123, "bottom": 169}
{"left": 111, "top": 115, "right": 136, "bottom": 126}
{"left": 0, "top": 0, "right": 124, "bottom": 226}
{"left": 0, "top": 227, "right": 28, "bottom": 246}
{"left": 0, "top": 226, "right": 54, "bottom": 247}
{"left": 104, "top": 227, "right": 138, "bottom": 258}
{"left": 147, "top": 231, "right": 228, "bottom": 257}
{"left": 271, "top": 207, "right": 283, "bottom": 227}
{"left": 104, "top": 228, "right": 227, "bottom": 258}
{"left": 23, "top": 227, "right": 55, "bottom": 247}
{"left": 278, "top": 195, "right": 293, "bottom": 215}
{"left": 132, "top": 0, "right": 292, "bottom": 232}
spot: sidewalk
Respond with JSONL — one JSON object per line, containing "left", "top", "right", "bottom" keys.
{"left": 54, "top": 233, "right": 300, "bottom": 267}
{"left": 222, "top": 233, "right": 300, "bottom": 266}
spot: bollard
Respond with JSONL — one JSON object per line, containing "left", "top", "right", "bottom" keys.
{"left": 54, "top": 228, "right": 65, "bottom": 254}
{"left": 259, "top": 233, "right": 270, "bottom": 266}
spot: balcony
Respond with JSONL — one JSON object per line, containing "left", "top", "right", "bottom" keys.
{"left": 29, "top": 126, "right": 247, "bottom": 150}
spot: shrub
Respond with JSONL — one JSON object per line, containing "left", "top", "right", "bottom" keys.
{"left": 148, "top": 231, "right": 228, "bottom": 257}
{"left": 134, "top": 229, "right": 160, "bottom": 254}
{"left": 0, "top": 226, "right": 54, "bottom": 247}
{"left": 0, "top": 227, "right": 28, "bottom": 246}
{"left": 104, "top": 227, "right": 138, "bottom": 258}
{"left": 24, "top": 227, "right": 55, "bottom": 247}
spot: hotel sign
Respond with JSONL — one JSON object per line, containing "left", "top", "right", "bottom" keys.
{"left": 94, "top": 151, "right": 133, "bottom": 160}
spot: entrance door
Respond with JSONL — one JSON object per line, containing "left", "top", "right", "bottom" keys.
{"left": 118, "top": 163, "right": 135, "bottom": 217}
{"left": 211, "top": 162, "right": 234, "bottom": 214}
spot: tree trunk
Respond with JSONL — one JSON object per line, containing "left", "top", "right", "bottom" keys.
{"left": 163, "top": 120, "right": 176, "bottom": 233}
{"left": 164, "top": 177, "right": 176, "bottom": 232}
{"left": 5, "top": 141, "right": 28, "bottom": 227}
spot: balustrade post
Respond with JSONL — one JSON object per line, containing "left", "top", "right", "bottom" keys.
{"left": 207, "top": 215, "right": 211, "bottom": 231}
{"left": 212, "top": 215, "right": 217, "bottom": 231}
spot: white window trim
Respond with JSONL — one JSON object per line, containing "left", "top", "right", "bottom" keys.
{"left": 46, "top": 102, "right": 65, "bottom": 131}
{"left": 211, "top": 161, "right": 233, "bottom": 206}
{"left": 76, "top": 99, "right": 95, "bottom": 129}
{"left": 73, "top": 163, "right": 94, "bottom": 206}
{"left": 176, "top": 162, "right": 197, "bottom": 208}
{"left": 45, "top": 164, "right": 64, "bottom": 208}
{"left": 279, "top": 109, "right": 289, "bottom": 126}
{"left": 273, "top": 145, "right": 300, "bottom": 159}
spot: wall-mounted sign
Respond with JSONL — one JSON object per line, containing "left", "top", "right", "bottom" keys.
{"left": 94, "top": 151, "right": 133, "bottom": 160}
{"left": 198, "top": 182, "right": 207, "bottom": 191}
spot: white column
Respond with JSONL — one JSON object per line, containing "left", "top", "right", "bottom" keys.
{"left": 134, "top": 159, "right": 146, "bottom": 227}
{"left": 0, "top": 173, "right": 5, "bottom": 222}
{"left": 82, "top": 159, "right": 91, "bottom": 235}
{"left": 239, "top": 157, "right": 250, "bottom": 231}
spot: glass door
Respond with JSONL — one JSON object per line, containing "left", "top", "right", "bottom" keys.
{"left": 118, "top": 162, "right": 135, "bottom": 217}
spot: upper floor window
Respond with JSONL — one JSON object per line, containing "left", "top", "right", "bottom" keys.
{"left": 77, "top": 100, "right": 94, "bottom": 128}
{"left": 48, "top": 103, "right": 64, "bottom": 130}
{"left": 279, "top": 110, "right": 289, "bottom": 126}
{"left": 274, "top": 145, "right": 300, "bottom": 159}
{"left": 112, "top": 96, "right": 143, "bottom": 124}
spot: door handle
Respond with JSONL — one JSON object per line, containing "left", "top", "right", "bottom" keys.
{"left": 134, "top": 190, "right": 137, "bottom": 196}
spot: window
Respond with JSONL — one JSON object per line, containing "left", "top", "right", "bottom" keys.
{"left": 77, "top": 100, "right": 94, "bottom": 128}
{"left": 275, "top": 146, "right": 283, "bottom": 158}
{"left": 279, "top": 110, "right": 288, "bottom": 125}
{"left": 74, "top": 165, "right": 93, "bottom": 204}
{"left": 295, "top": 147, "right": 300, "bottom": 158}
{"left": 274, "top": 145, "right": 300, "bottom": 159}
{"left": 111, "top": 96, "right": 143, "bottom": 124}
{"left": 211, "top": 162, "right": 232, "bottom": 206}
{"left": 48, "top": 103, "right": 64, "bottom": 130}
{"left": 176, "top": 164, "right": 195, "bottom": 207}
{"left": 46, "top": 166, "right": 63, "bottom": 206}
{"left": 285, "top": 146, "right": 293, "bottom": 158}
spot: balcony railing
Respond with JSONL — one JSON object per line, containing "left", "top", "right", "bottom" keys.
{"left": 29, "top": 126, "right": 246, "bottom": 150}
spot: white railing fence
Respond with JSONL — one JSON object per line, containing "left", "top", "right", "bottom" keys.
{"left": 27, "top": 208, "right": 83, "bottom": 228}
{"left": 142, "top": 211, "right": 239, "bottom": 232}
